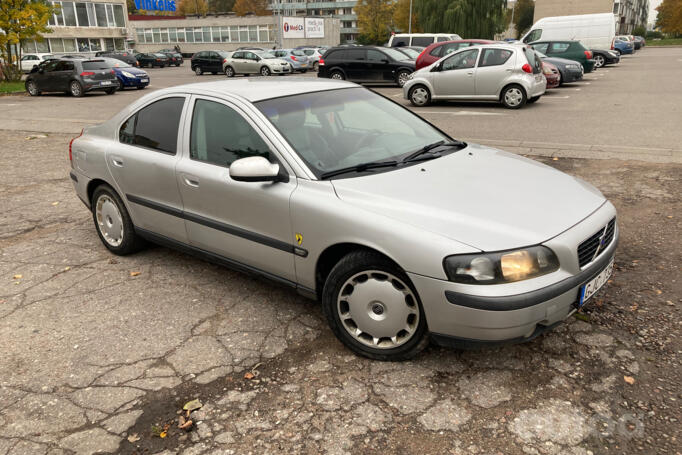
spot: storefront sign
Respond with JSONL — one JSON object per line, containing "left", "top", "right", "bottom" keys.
{"left": 134, "top": 0, "right": 176, "bottom": 12}
{"left": 283, "top": 17, "right": 305, "bottom": 39}
{"left": 305, "top": 18, "right": 324, "bottom": 38}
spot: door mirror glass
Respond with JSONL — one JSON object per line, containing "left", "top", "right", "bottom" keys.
{"left": 230, "top": 156, "right": 280, "bottom": 182}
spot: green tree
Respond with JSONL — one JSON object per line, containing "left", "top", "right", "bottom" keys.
{"left": 632, "top": 25, "right": 646, "bottom": 36}
{"left": 413, "top": 0, "right": 507, "bottom": 39}
{"left": 393, "top": 0, "right": 421, "bottom": 33}
{"left": 232, "top": 0, "right": 270, "bottom": 16}
{"left": 656, "top": 0, "right": 682, "bottom": 35}
{"left": 176, "top": 0, "right": 208, "bottom": 15}
{"left": 356, "top": 0, "right": 394, "bottom": 44}
{"left": 0, "top": 0, "right": 54, "bottom": 82}
{"left": 512, "top": 0, "right": 534, "bottom": 38}
{"left": 211, "top": 0, "right": 236, "bottom": 13}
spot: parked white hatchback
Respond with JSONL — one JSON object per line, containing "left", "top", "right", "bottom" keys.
{"left": 403, "top": 43, "right": 546, "bottom": 109}
{"left": 20, "top": 53, "right": 54, "bottom": 73}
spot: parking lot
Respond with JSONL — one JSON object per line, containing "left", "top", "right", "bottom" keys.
{"left": 0, "top": 47, "right": 680, "bottom": 455}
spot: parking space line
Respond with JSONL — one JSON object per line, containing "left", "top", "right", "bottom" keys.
{"left": 543, "top": 96, "right": 570, "bottom": 99}
{"left": 416, "top": 110, "right": 505, "bottom": 116}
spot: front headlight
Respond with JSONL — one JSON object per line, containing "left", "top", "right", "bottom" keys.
{"left": 443, "top": 246, "right": 559, "bottom": 284}
{"left": 566, "top": 64, "right": 580, "bottom": 69}
{"left": 121, "top": 71, "right": 136, "bottom": 78}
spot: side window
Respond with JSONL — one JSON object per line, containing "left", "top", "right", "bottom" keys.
{"left": 391, "top": 37, "right": 409, "bottom": 47}
{"left": 532, "top": 43, "right": 549, "bottom": 54}
{"left": 190, "top": 99, "right": 271, "bottom": 168}
{"left": 366, "top": 49, "right": 385, "bottom": 62}
{"left": 479, "top": 49, "right": 513, "bottom": 67}
{"left": 524, "top": 29, "right": 542, "bottom": 43}
{"left": 347, "top": 49, "right": 365, "bottom": 60}
{"left": 549, "top": 42, "right": 570, "bottom": 53}
{"left": 328, "top": 50, "right": 347, "bottom": 60}
{"left": 412, "top": 36, "right": 434, "bottom": 47}
{"left": 246, "top": 52, "right": 257, "bottom": 60}
{"left": 118, "top": 97, "right": 185, "bottom": 154}
{"left": 232, "top": 52, "right": 243, "bottom": 59}
{"left": 442, "top": 48, "right": 479, "bottom": 71}
{"left": 55, "top": 61, "right": 74, "bottom": 71}
{"left": 43, "top": 61, "right": 60, "bottom": 72}
{"left": 437, "top": 36, "right": 449, "bottom": 42}
{"left": 441, "top": 43, "right": 461, "bottom": 57}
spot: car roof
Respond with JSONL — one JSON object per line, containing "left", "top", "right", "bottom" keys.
{"left": 157, "top": 78, "right": 356, "bottom": 103}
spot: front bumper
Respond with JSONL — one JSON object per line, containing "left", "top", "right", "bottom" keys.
{"left": 272, "top": 65, "right": 292, "bottom": 73}
{"left": 410, "top": 202, "right": 618, "bottom": 343}
{"left": 119, "top": 76, "right": 150, "bottom": 88}
{"left": 563, "top": 68, "right": 583, "bottom": 83}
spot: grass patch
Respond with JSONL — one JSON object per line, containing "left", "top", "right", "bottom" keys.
{"left": 0, "top": 81, "right": 24, "bottom": 94}
{"left": 647, "top": 38, "right": 682, "bottom": 46}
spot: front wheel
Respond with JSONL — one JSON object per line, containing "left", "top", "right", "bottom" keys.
{"left": 116, "top": 79, "right": 124, "bottom": 91}
{"left": 195, "top": 66, "right": 203, "bottom": 76}
{"left": 396, "top": 70, "right": 411, "bottom": 88}
{"left": 501, "top": 84, "right": 526, "bottom": 109}
{"left": 70, "top": 80, "right": 84, "bottom": 97}
{"left": 91, "top": 185, "right": 145, "bottom": 255}
{"left": 26, "top": 80, "right": 40, "bottom": 96}
{"left": 409, "top": 85, "right": 431, "bottom": 107}
{"left": 260, "top": 66, "right": 271, "bottom": 76}
{"left": 224, "top": 66, "right": 235, "bottom": 77}
{"left": 321, "top": 250, "right": 429, "bottom": 360}
{"left": 594, "top": 54, "right": 605, "bottom": 68}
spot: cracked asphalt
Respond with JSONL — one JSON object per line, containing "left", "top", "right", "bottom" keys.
{"left": 1, "top": 47, "right": 680, "bottom": 455}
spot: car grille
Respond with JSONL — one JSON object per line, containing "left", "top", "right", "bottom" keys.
{"left": 577, "top": 217, "right": 616, "bottom": 267}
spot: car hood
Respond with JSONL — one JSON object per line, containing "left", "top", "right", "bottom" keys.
{"left": 330, "top": 144, "right": 606, "bottom": 252}
{"left": 542, "top": 56, "right": 582, "bottom": 68}
{"left": 115, "top": 67, "right": 147, "bottom": 75}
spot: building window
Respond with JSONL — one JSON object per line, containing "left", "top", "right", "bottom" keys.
{"left": 153, "top": 28, "right": 161, "bottom": 43}
{"left": 177, "top": 28, "right": 186, "bottom": 43}
{"left": 105, "top": 4, "right": 115, "bottom": 27}
{"left": 113, "top": 4, "right": 125, "bottom": 27}
{"left": 169, "top": 28, "right": 177, "bottom": 42}
{"left": 104, "top": 38, "right": 115, "bottom": 50}
{"left": 95, "top": 3, "right": 107, "bottom": 27}
{"left": 239, "top": 26, "right": 248, "bottom": 42}
{"left": 161, "top": 28, "right": 169, "bottom": 43}
{"left": 186, "top": 28, "right": 194, "bottom": 42}
{"left": 77, "top": 38, "right": 90, "bottom": 51}
{"left": 53, "top": 2, "right": 64, "bottom": 26}
{"left": 221, "top": 26, "right": 230, "bottom": 43}
{"left": 258, "top": 25, "right": 268, "bottom": 42}
{"left": 212, "top": 27, "right": 221, "bottom": 42}
{"left": 64, "top": 38, "right": 77, "bottom": 52}
{"left": 248, "top": 25, "right": 257, "bottom": 42}
{"left": 75, "top": 2, "right": 89, "bottom": 26}
{"left": 137, "top": 30, "right": 145, "bottom": 44}
{"left": 145, "top": 28, "right": 153, "bottom": 43}
{"left": 87, "top": 3, "right": 96, "bottom": 26}
{"left": 22, "top": 41, "right": 37, "bottom": 53}
{"left": 230, "top": 26, "right": 239, "bottom": 42}
{"left": 89, "top": 38, "right": 102, "bottom": 51}
{"left": 203, "top": 27, "right": 211, "bottom": 42}
{"left": 50, "top": 38, "right": 65, "bottom": 52}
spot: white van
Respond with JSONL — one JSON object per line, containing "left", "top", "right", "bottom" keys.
{"left": 388, "top": 33, "right": 462, "bottom": 48}
{"left": 521, "top": 13, "right": 616, "bottom": 50}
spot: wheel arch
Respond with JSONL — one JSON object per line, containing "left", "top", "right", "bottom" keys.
{"left": 499, "top": 82, "right": 528, "bottom": 101}
{"left": 328, "top": 66, "right": 347, "bottom": 78}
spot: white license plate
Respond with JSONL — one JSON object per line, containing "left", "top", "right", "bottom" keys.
{"left": 140, "top": 78, "right": 149, "bottom": 83}
{"left": 578, "top": 258, "right": 614, "bottom": 307}
{"left": 101, "top": 80, "right": 112, "bottom": 85}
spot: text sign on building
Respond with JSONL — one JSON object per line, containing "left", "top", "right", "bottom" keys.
{"left": 134, "top": 0, "right": 176, "bottom": 12}
{"left": 283, "top": 17, "right": 305, "bottom": 39}
{"left": 305, "top": 18, "right": 324, "bottom": 38}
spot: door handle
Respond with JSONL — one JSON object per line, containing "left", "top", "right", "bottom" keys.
{"left": 505, "top": 68, "right": 513, "bottom": 72}
{"left": 467, "top": 71, "right": 474, "bottom": 75}
{"left": 182, "top": 175, "right": 200, "bottom": 188}
{"left": 111, "top": 157, "right": 124, "bottom": 167}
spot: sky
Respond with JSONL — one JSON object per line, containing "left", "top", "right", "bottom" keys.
{"left": 648, "top": 0, "right": 662, "bottom": 25}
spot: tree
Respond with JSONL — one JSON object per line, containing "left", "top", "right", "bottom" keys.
{"left": 632, "top": 25, "right": 647, "bottom": 37}
{"left": 413, "top": 0, "right": 508, "bottom": 39}
{"left": 393, "top": 0, "right": 421, "bottom": 33}
{"left": 0, "top": 0, "right": 54, "bottom": 82}
{"left": 232, "top": 0, "right": 271, "bottom": 16}
{"left": 176, "top": 0, "right": 208, "bottom": 16}
{"left": 656, "top": 0, "right": 682, "bottom": 35}
{"left": 356, "top": 0, "right": 394, "bottom": 44}
{"left": 512, "top": 0, "right": 534, "bottom": 38}
{"left": 211, "top": 0, "right": 236, "bottom": 13}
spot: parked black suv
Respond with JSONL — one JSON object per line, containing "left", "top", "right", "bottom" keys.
{"left": 157, "top": 51, "right": 183, "bottom": 66}
{"left": 318, "top": 46, "right": 416, "bottom": 87}
{"left": 136, "top": 53, "right": 170, "bottom": 68}
{"left": 25, "top": 59, "right": 118, "bottom": 97}
{"left": 191, "top": 50, "right": 232, "bottom": 75}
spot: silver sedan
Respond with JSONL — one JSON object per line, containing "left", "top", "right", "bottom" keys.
{"left": 223, "top": 50, "right": 292, "bottom": 77}
{"left": 69, "top": 78, "right": 617, "bottom": 360}
{"left": 404, "top": 43, "right": 547, "bottom": 109}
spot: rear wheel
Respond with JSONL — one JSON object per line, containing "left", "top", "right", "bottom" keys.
{"left": 408, "top": 85, "right": 431, "bottom": 107}
{"left": 260, "top": 66, "right": 271, "bottom": 76}
{"left": 195, "top": 66, "right": 203, "bottom": 76}
{"left": 69, "top": 80, "right": 84, "bottom": 97}
{"left": 396, "top": 70, "right": 411, "bottom": 88}
{"left": 224, "top": 66, "right": 235, "bottom": 77}
{"left": 594, "top": 54, "right": 606, "bottom": 68}
{"left": 313, "top": 62, "right": 319, "bottom": 71}
{"left": 322, "top": 250, "right": 429, "bottom": 361}
{"left": 105, "top": 87, "right": 116, "bottom": 95}
{"left": 330, "top": 69, "right": 345, "bottom": 80}
{"left": 91, "top": 185, "right": 145, "bottom": 256}
{"left": 26, "top": 80, "right": 40, "bottom": 96}
{"left": 501, "top": 84, "right": 526, "bottom": 109}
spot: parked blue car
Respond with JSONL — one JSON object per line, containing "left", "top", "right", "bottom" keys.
{"left": 100, "top": 57, "right": 150, "bottom": 91}
{"left": 614, "top": 39, "right": 634, "bottom": 56}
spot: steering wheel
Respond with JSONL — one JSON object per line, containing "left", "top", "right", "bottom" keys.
{"left": 356, "top": 130, "right": 383, "bottom": 150}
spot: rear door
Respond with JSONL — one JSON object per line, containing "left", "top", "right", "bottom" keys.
{"left": 433, "top": 48, "right": 479, "bottom": 97}
{"left": 475, "top": 48, "right": 515, "bottom": 97}
{"left": 366, "top": 49, "right": 387, "bottom": 81}
{"left": 109, "top": 95, "right": 189, "bottom": 243}
{"left": 244, "top": 52, "right": 260, "bottom": 73}
{"left": 346, "top": 48, "right": 367, "bottom": 80}
{"left": 208, "top": 52, "right": 221, "bottom": 72}
{"left": 231, "top": 51, "right": 246, "bottom": 72}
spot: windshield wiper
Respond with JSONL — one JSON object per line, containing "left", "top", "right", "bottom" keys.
{"left": 320, "top": 160, "right": 398, "bottom": 179}
{"left": 401, "top": 140, "right": 465, "bottom": 163}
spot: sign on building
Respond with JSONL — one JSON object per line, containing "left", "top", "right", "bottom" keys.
{"left": 305, "top": 18, "right": 324, "bottom": 38}
{"left": 283, "top": 17, "right": 305, "bottom": 39}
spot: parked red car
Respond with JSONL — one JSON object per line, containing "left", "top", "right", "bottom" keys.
{"left": 415, "top": 39, "right": 497, "bottom": 70}
{"left": 542, "top": 61, "right": 560, "bottom": 89}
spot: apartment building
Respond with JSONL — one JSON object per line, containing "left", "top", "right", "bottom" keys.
{"left": 534, "top": 0, "right": 650, "bottom": 34}
{"left": 270, "top": 0, "right": 358, "bottom": 43}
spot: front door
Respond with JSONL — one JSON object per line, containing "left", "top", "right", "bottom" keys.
{"left": 175, "top": 96, "right": 298, "bottom": 281}
{"left": 35, "top": 60, "right": 59, "bottom": 91}
{"left": 108, "top": 95, "right": 189, "bottom": 243}
{"left": 433, "top": 48, "right": 479, "bottom": 97}
{"left": 365, "top": 49, "right": 388, "bottom": 81}
{"left": 53, "top": 60, "right": 75, "bottom": 91}
{"left": 207, "top": 52, "right": 222, "bottom": 72}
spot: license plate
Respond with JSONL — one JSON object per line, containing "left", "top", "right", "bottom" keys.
{"left": 101, "top": 80, "right": 112, "bottom": 85}
{"left": 140, "top": 78, "right": 149, "bottom": 83}
{"left": 535, "top": 74, "right": 543, "bottom": 82}
{"left": 578, "top": 258, "right": 614, "bottom": 307}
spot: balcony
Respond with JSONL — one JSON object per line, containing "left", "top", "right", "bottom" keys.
{"left": 305, "top": 1, "right": 357, "bottom": 8}
{"left": 337, "top": 14, "right": 356, "bottom": 21}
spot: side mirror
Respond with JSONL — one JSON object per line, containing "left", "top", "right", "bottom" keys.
{"left": 381, "top": 59, "right": 389, "bottom": 64}
{"left": 230, "top": 156, "right": 282, "bottom": 183}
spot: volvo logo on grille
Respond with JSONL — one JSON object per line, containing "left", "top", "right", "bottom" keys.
{"left": 593, "top": 224, "right": 609, "bottom": 260}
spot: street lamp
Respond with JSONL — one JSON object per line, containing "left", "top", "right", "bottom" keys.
{"left": 408, "top": 0, "right": 413, "bottom": 34}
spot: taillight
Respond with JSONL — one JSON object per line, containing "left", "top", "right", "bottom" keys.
{"left": 521, "top": 63, "right": 532, "bottom": 73}
{"left": 584, "top": 50, "right": 592, "bottom": 59}
{"left": 611, "top": 39, "right": 615, "bottom": 50}
{"left": 80, "top": 71, "right": 95, "bottom": 76}
{"left": 290, "top": 56, "right": 297, "bottom": 61}
{"left": 156, "top": 59, "right": 160, "bottom": 62}
{"left": 416, "top": 48, "right": 427, "bottom": 65}
{"left": 223, "top": 58, "right": 227, "bottom": 63}
{"left": 69, "top": 129, "right": 83, "bottom": 166}
{"left": 318, "top": 57, "right": 325, "bottom": 66}
{"left": 110, "top": 70, "right": 115, "bottom": 74}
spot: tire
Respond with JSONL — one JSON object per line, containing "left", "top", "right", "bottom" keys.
{"left": 615, "top": 49, "right": 621, "bottom": 56}
{"left": 313, "top": 62, "right": 319, "bottom": 71}
{"left": 557, "top": 71, "right": 563, "bottom": 86}
{"left": 195, "top": 66, "right": 203, "bottom": 76}
{"left": 26, "top": 80, "right": 40, "bottom": 96}
{"left": 260, "top": 66, "right": 271, "bottom": 76}
{"left": 69, "top": 80, "right": 84, "bottom": 97}
{"left": 224, "top": 66, "right": 235, "bottom": 77}
{"left": 408, "top": 85, "right": 431, "bottom": 107}
{"left": 330, "top": 69, "right": 345, "bottom": 80}
{"left": 105, "top": 87, "right": 116, "bottom": 95}
{"left": 396, "top": 70, "right": 411, "bottom": 88}
{"left": 175, "top": 63, "right": 180, "bottom": 67}
{"left": 116, "top": 79, "right": 124, "bottom": 91}
{"left": 501, "top": 84, "right": 526, "bottom": 109}
{"left": 527, "top": 95, "right": 540, "bottom": 104}
{"left": 594, "top": 54, "right": 605, "bottom": 68}
{"left": 321, "top": 250, "right": 429, "bottom": 361}
{"left": 91, "top": 184, "right": 145, "bottom": 256}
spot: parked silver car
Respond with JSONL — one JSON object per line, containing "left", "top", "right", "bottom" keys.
{"left": 299, "top": 48, "right": 324, "bottom": 71}
{"left": 403, "top": 43, "right": 547, "bottom": 109}
{"left": 223, "top": 50, "right": 292, "bottom": 77}
{"left": 273, "top": 49, "right": 310, "bottom": 72}
{"left": 69, "top": 79, "right": 617, "bottom": 360}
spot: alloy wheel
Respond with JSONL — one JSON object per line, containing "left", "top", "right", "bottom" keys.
{"left": 397, "top": 71, "right": 410, "bottom": 87}
{"left": 95, "top": 194, "right": 124, "bottom": 247}
{"left": 261, "top": 66, "right": 270, "bottom": 76}
{"left": 595, "top": 55, "right": 605, "bottom": 68}
{"left": 330, "top": 71, "right": 344, "bottom": 80}
{"left": 70, "top": 81, "right": 82, "bottom": 97}
{"left": 27, "top": 81, "right": 37, "bottom": 96}
{"left": 336, "top": 270, "right": 420, "bottom": 349}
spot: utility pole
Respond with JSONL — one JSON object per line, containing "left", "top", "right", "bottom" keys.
{"left": 509, "top": 0, "right": 515, "bottom": 39}
{"left": 408, "top": 0, "right": 413, "bottom": 34}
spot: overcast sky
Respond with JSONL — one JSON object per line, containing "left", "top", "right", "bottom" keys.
{"left": 648, "top": 0, "right": 662, "bottom": 24}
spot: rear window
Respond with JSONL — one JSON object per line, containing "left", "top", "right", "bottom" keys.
{"left": 411, "top": 36, "right": 434, "bottom": 47}
{"left": 479, "top": 48, "right": 513, "bottom": 67}
{"left": 523, "top": 48, "right": 542, "bottom": 74}
{"left": 347, "top": 49, "right": 365, "bottom": 60}
{"left": 391, "top": 37, "right": 409, "bottom": 47}
{"left": 292, "top": 50, "right": 305, "bottom": 56}
{"left": 82, "top": 60, "right": 109, "bottom": 70}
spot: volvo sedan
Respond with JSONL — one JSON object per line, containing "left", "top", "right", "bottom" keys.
{"left": 404, "top": 44, "right": 546, "bottom": 109}
{"left": 68, "top": 79, "right": 617, "bottom": 360}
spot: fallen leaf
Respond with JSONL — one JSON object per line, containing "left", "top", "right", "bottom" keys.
{"left": 182, "top": 398, "right": 202, "bottom": 411}
{"left": 178, "top": 419, "right": 193, "bottom": 430}
{"left": 64, "top": 266, "right": 71, "bottom": 271}
{"left": 624, "top": 376, "right": 635, "bottom": 385}
{"left": 159, "top": 431, "right": 167, "bottom": 438}
{"left": 667, "top": 215, "right": 673, "bottom": 219}
{"left": 655, "top": 289, "right": 662, "bottom": 295}
{"left": 13, "top": 274, "right": 22, "bottom": 279}
{"left": 127, "top": 433, "right": 140, "bottom": 443}
{"left": 51, "top": 202, "right": 59, "bottom": 206}
{"left": 552, "top": 157, "right": 559, "bottom": 161}
{"left": 129, "top": 271, "right": 141, "bottom": 277}
{"left": 244, "top": 372, "right": 255, "bottom": 380}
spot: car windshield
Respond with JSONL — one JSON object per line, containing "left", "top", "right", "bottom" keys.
{"left": 255, "top": 88, "right": 450, "bottom": 178}
{"left": 217, "top": 51, "right": 231, "bottom": 58}
{"left": 258, "top": 52, "right": 277, "bottom": 59}
{"left": 101, "top": 59, "right": 131, "bottom": 68}
{"left": 397, "top": 48, "right": 420, "bottom": 58}
{"left": 382, "top": 48, "right": 411, "bottom": 61}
